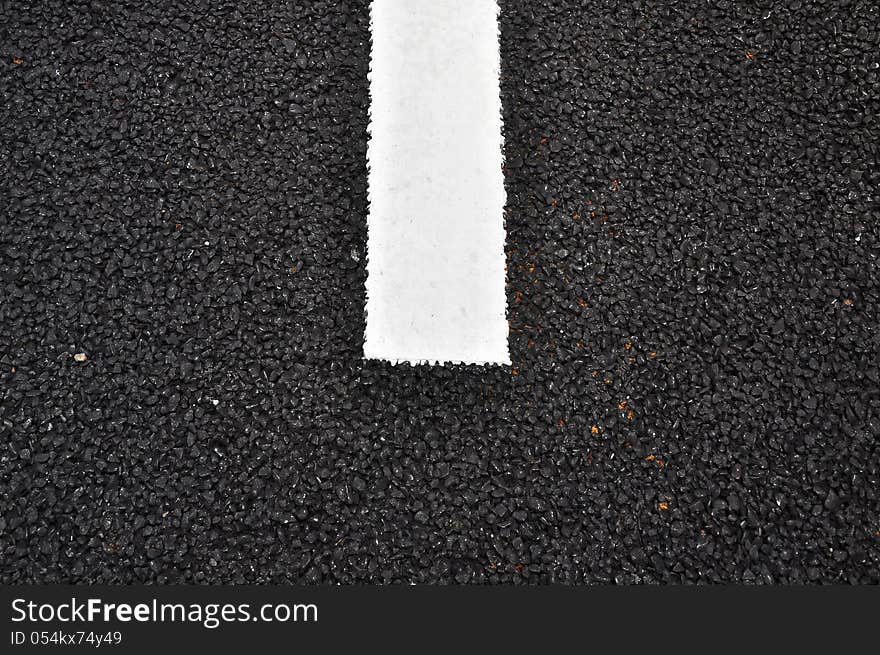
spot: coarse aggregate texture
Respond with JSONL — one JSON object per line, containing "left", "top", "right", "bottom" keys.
{"left": 1, "top": 0, "right": 878, "bottom": 584}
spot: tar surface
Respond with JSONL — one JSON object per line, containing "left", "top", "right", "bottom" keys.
{"left": 2, "top": 1, "right": 878, "bottom": 583}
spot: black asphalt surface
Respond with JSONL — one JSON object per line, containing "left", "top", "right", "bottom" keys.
{"left": 2, "top": 1, "right": 878, "bottom": 583}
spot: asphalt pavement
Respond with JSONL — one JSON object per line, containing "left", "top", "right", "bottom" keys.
{"left": 1, "top": 0, "right": 878, "bottom": 583}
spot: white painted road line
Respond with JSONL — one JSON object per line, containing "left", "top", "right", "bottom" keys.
{"left": 364, "top": 0, "right": 509, "bottom": 365}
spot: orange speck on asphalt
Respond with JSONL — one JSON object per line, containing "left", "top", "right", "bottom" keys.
{"left": 578, "top": 298, "right": 588, "bottom": 307}
{"left": 618, "top": 400, "right": 628, "bottom": 410}
{"left": 843, "top": 298, "right": 853, "bottom": 306}
{"left": 591, "top": 425, "right": 599, "bottom": 434}
{"left": 649, "top": 351, "right": 657, "bottom": 358}
{"left": 658, "top": 501, "right": 669, "bottom": 511}
{"left": 12, "top": 57, "right": 23, "bottom": 65}
{"left": 625, "top": 339, "right": 632, "bottom": 350}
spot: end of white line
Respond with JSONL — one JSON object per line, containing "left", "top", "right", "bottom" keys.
{"left": 364, "top": 0, "right": 508, "bottom": 366}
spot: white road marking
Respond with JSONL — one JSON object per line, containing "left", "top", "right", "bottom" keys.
{"left": 364, "top": 0, "right": 509, "bottom": 365}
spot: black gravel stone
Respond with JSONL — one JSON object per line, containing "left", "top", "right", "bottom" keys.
{"left": 1, "top": 1, "right": 878, "bottom": 584}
